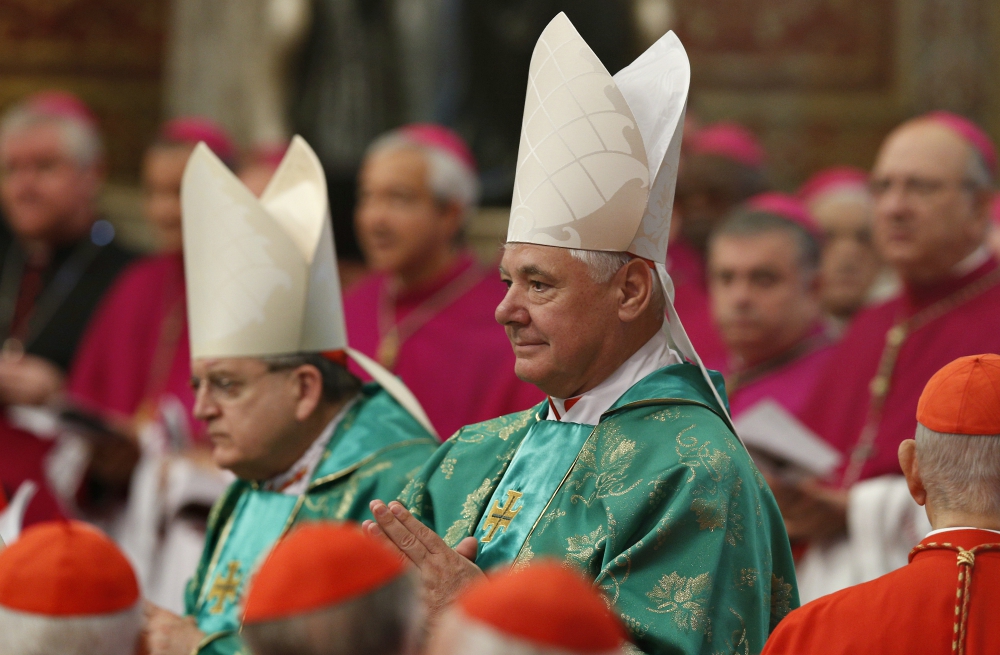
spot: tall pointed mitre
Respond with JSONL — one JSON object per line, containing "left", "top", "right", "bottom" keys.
{"left": 507, "top": 13, "right": 734, "bottom": 430}
{"left": 181, "top": 137, "right": 436, "bottom": 436}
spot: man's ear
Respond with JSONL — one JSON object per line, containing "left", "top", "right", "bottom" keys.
{"left": 293, "top": 365, "right": 325, "bottom": 421}
{"left": 898, "top": 439, "right": 926, "bottom": 507}
{"left": 617, "top": 258, "right": 654, "bottom": 323}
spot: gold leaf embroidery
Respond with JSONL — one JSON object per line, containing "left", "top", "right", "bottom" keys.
{"left": 565, "top": 525, "right": 606, "bottom": 568}
{"left": 535, "top": 508, "right": 566, "bottom": 537}
{"left": 646, "top": 571, "right": 713, "bottom": 634}
{"left": 569, "top": 421, "right": 641, "bottom": 506}
{"left": 712, "top": 608, "right": 749, "bottom": 655}
{"left": 439, "top": 458, "right": 457, "bottom": 480}
{"left": 443, "top": 478, "right": 493, "bottom": 546}
{"left": 331, "top": 461, "right": 392, "bottom": 518}
{"left": 513, "top": 542, "right": 535, "bottom": 570}
{"left": 678, "top": 430, "right": 746, "bottom": 545}
{"left": 769, "top": 574, "right": 794, "bottom": 631}
{"left": 736, "top": 568, "right": 758, "bottom": 590}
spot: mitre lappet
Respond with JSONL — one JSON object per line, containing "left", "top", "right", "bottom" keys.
{"left": 181, "top": 136, "right": 436, "bottom": 436}
{"left": 506, "top": 12, "right": 733, "bottom": 428}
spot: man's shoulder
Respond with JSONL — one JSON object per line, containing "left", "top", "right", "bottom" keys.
{"left": 448, "top": 402, "right": 545, "bottom": 445}
{"left": 350, "top": 384, "right": 438, "bottom": 441}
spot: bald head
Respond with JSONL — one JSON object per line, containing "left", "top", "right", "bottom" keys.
{"left": 870, "top": 119, "right": 993, "bottom": 284}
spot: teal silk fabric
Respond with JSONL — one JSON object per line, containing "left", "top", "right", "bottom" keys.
{"left": 185, "top": 385, "right": 439, "bottom": 655}
{"left": 401, "top": 363, "right": 799, "bottom": 655}
{"left": 474, "top": 419, "right": 593, "bottom": 570}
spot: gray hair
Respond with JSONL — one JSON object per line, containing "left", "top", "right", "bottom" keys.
{"left": 710, "top": 209, "right": 821, "bottom": 277}
{"left": 914, "top": 423, "right": 1000, "bottom": 517}
{"left": 964, "top": 148, "right": 993, "bottom": 192}
{"left": 261, "top": 352, "right": 362, "bottom": 404}
{"left": 0, "top": 104, "right": 103, "bottom": 168}
{"left": 242, "top": 573, "right": 421, "bottom": 655}
{"left": 365, "top": 132, "right": 480, "bottom": 221}
{"left": 0, "top": 603, "right": 142, "bottom": 655}
{"left": 438, "top": 613, "right": 626, "bottom": 655}
{"left": 569, "top": 249, "right": 666, "bottom": 315}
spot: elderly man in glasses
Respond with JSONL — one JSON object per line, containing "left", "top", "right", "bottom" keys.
{"left": 780, "top": 113, "right": 1000, "bottom": 602}
{"left": 142, "top": 138, "right": 438, "bottom": 655}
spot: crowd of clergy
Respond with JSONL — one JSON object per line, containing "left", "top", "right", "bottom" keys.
{"left": 0, "top": 12, "right": 998, "bottom": 655}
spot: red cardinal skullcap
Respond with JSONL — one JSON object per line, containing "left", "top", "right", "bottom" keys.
{"left": 0, "top": 521, "right": 138, "bottom": 616}
{"left": 917, "top": 354, "right": 1000, "bottom": 435}
{"left": 243, "top": 522, "right": 406, "bottom": 624}
{"left": 457, "top": 561, "right": 626, "bottom": 652}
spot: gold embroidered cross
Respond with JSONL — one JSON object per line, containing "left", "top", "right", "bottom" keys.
{"left": 481, "top": 490, "right": 523, "bottom": 542}
{"left": 207, "top": 561, "right": 242, "bottom": 614}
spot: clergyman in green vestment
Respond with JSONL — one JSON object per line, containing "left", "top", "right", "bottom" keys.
{"left": 364, "top": 14, "right": 798, "bottom": 655}
{"left": 142, "top": 138, "right": 439, "bottom": 655}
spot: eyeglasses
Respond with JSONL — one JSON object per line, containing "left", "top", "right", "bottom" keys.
{"left": 869, "top": 175, "right": 977, "bottom": 200}
{"left": 191, "top": 367, "right": 292, "bottom": 403}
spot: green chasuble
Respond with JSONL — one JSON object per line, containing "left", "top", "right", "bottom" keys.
{"left": 184, "top": 384, "right": 439, "bottom": 655}
{"left": 400, "top": 364, "right": 798, "bottom": 655}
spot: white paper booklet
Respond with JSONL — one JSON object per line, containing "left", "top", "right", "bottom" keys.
{"left": 733, "top": 399, "right": 843, "bottom": 478}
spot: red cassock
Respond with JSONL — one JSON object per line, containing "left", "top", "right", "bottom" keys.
{"left": 343, "top": 252, "right": 543, "bottom": 439}
{"left": 763, "top": 528, "right": 1000, "bottom": 655}
{"left": 667, "top": 238, "right": 729, "bottom": 374}
{"left": 799, "top": 257, "right": 1000, "bottom": 485}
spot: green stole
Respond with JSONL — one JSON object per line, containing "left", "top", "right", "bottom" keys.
{"left": 192, "top": 401, "right": 407, "bottom": 634}
{"left": 474, "top": 413, "right": 593, "bottom": 570}
{"left": 473, "top": 365, "right": 730, "bottom": 571}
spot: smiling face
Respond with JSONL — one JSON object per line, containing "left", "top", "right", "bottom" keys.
{"left": 496, "top": 244, "right": 658, "bottom": 399}
{"left": 190, "top": 357, "right": 318, "bottom": 480}
{"left": 870, "top": 121, "right": 991, "bottom": 284}
{"left": 708, "top": 230, "right": 820, "bottom": 367}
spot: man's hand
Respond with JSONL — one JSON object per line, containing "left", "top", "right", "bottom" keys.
{"left": 0, "top": 354, "right": 64, "bottom": 406}
{"left": 144, "top": 602, "right": 205, "bottom": 655}
{"left": 363, "top": 500, "right": 484, "bottom": 622}
{"left": 767, "top": 475, "right": 848, "bottom": 542}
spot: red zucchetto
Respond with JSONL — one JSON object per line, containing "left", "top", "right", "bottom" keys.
{"left": 916, "top": 354, "right": 1000, "bottom": 435}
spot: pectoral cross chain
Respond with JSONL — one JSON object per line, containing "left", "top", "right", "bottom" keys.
{"left": 481, "top": 490, "right": 523, "bottom": 543}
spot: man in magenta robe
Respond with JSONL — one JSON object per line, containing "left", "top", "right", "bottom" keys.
{"left": 345, "top": 124, "right": 541, "bottom": 438}
{"left": 671, "top": 122, "right": 770, "bottom": 372}
{"left": 783, "top": 112, "right": 1000, "bottom": 599}
{"left": 708, "top": 192, "right": 833, "bottom": 419}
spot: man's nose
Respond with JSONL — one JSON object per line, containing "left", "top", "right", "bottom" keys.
{"left": 495, "top": 286, "right": 528, "bottom": 326}
{"left": 192, "top": 385, "right": 220, "bottom": 421}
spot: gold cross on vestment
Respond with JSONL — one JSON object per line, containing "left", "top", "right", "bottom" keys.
{"left": 207, "top": 561, "right": 242, "bottom": 614}
{"left": 481, "top": 490, "right": 524, "bottom": 542}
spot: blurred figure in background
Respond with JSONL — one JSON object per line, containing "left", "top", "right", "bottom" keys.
{"left": 0, "top": 521, "right": 143, "bottom": 655}
{"left": 0, "top": 91, "right": 134, "bottom": 525}
{"left": 346, "top": 124, "right": 541, "bottom": 438}
{"left": 792, "top": 112, "right": 1000, "bottom": 602}
{"left": 59, "top": 117, "right": 236, "bottom": 611}
{"left": 671, "top": 121, "right": 769, "bottom": 372}
{"left": 709, "top": 193, "right": 832, "bottom": 419}
{"left": 988, "top": 193, "right": 1000, "bottom": 259}
{"left": 764, "top": 354, "right": 1000, "bottom": 655}
{"left": 428, "top": 562, "right": 628, "bottom": 655}
{"left": 799, "top": 167, "right": 896, "bottom": 335}
{"left": 237, "top": 142, "right": 285, "bottom": 197}
{"left": 241, "top": 523, "right": 421, "bottom": 655}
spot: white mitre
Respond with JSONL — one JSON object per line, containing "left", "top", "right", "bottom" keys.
{"left": 507, "top": 12, "right": 733, "bottom": 430}
{"left": 181, "top": 136, "right": 436, "bottom": 436}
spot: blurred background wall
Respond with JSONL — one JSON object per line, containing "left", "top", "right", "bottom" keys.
{"left": 1, "top": 0, "right": 997, "bottom": 253}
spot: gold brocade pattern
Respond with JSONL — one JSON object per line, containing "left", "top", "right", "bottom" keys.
{"left": 439, "top": 457, "right": 457, "bottom": 480}
{"left": 713, "top": 609, "right": 750, "bottom": 655}
{"left": 736, "top": 568, "right": 758, "bottom": 590}
{"left": 443, "top": 477, "right": 493, "bottom": 546}
{"left": 677, "top": 429, "right": 745, "bottom": 545}
{"left": 566, "top": 525, "right": 606, "bottom": 567}
{"left": 322, "top": 461, "right": 392, "bottom": 518}
{"left": 646, "top": 571, "right": 713, "bottom": 633}
{"left": 769, "top": 574, "right": 794, "bottom": 631}
{"left": 569, "top": 421, "right": 641, "bottom": 506}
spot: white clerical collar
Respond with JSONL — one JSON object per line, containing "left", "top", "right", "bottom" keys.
{"left": 264, "top": 396, "right": 359, "bottom": 495}
{"left": 926, "top": 526, "right": 1000, "bottom": 538}
{"left": 952, "top": 245, "right": 991, "bottom": 277}
{"left": 546, "top": 330, "right": 681, "bottom": 426}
